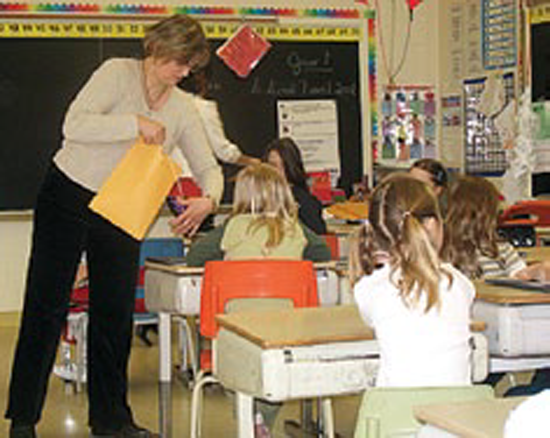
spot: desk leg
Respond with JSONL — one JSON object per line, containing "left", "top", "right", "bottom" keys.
{"left": 158, "top": 382, "right": 172, "bottom": 438}
{"left": 236, "top": 392, "right": 254, "bottom": 438}
{"left": 159, "top": 312, "right": 171, "bottom": 383}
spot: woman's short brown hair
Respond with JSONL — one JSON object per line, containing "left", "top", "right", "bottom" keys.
{"left": 143, "top": 15, "right": 210, "bottom": 70}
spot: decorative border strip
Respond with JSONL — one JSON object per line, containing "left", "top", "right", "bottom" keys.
{"left": 368, "top": 16, "right": 377, "bottom": 161}
{"left": 0, "top": 21, "right": 362, "bottom": 41}
{"left": 530, "top": 4, "right": 550, "bottom": 24}
{"left": 0, "top": 2, "right": 367, "bottom": 19}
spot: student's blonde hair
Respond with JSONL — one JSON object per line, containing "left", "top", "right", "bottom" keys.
{"left": 232, "top": 163, "right": 298, "bottom": 248}
{"left": 441, "top": 176, "right": 501, "bottom": 279}
{"left": 349, "top": 174, "right": 445, "bottom": 311}
{"left": 143, "top": 15, "right": 210, "bottom": 70}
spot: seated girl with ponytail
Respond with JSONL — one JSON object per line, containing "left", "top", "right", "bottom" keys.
{"left": 349, "top": 174, "right": 475, "bottom": 387}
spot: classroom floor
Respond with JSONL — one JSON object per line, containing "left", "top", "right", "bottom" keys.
{"left": 0, "top": 315, "right": 363, "bottom": 438}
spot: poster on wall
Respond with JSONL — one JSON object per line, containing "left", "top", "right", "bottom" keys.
{"left": 378, "top": 85, "right": 437, "bottom": 165}
{"left": 463, "top": 72, "right": 515, "bottom": 175}
{"left": 481, "top": 0, "right": 516, "bottom": 70}
{"left": 277, "top": 99, "right": 340, "bottom": 174}
{"left": 440, "top": 95, "right": 463, "bottom": 165}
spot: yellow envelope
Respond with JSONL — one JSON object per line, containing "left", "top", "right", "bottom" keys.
{"left": 89, "top": 142, "right": 181, "bottom": 240}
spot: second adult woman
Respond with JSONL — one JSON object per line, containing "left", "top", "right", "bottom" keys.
{"left": 264, "top": 137, "right": 327, "bottom": 235}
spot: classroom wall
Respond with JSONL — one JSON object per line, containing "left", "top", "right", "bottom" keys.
{"left": 0, "top": 0, "right": 443, "bottom": 312}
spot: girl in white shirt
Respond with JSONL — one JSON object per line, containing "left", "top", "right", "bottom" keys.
{"left": 350, "top": 174, "right": 475, "bottom": 387}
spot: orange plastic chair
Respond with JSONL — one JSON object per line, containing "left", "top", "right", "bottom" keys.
{"left": 190, "top": 259, "right": 319, "bottom": 438}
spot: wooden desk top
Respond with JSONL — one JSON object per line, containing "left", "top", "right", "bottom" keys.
{"left": 144, "top": 260, "right": 338, "bottom": 275}
{"left": 216, "top": 305, "right": 486, "bottom": 350}
{"left": 520, "top": 245, "right": 550, "bottom": 264}
{"left": 474, "top": 280, "right": 550, "bottom": 304}
{"left": 414, "top": 397, "right": 526, "bottom": 438}
{"left": 217, "top": 306, "right": 374, "bottom": 349}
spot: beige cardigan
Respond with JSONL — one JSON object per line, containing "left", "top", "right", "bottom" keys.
{"left": 54, "top": 58, "right": 223, "bottom": 204}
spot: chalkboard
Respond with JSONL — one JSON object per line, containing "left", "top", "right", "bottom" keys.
{"left": 0, "top": 36, "right": 362, "bottom": 210}
{"left": 532, "top": 23, "right": 550, "bottom": 102}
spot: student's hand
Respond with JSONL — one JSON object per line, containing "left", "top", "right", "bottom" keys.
{"left": 137, "top": 115, "right": 166, "bottom": 144}
{"left": 169, "top": 197, "right": 215, "bottom": 237}
{"left": 514, "top": 261, "right": 550, "bottom": 281}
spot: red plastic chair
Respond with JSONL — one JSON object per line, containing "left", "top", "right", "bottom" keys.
{"left": 499, "top": 200, "right": 550, "bottom": 247}
{"left": 190, "top": 260, "right": 319, "bottom": 438}
{"left": 322, "top": 234, "right": 340, "bottom": 260}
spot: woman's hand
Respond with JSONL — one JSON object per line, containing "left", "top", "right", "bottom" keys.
{"left": 137, "top": 115, "right": 166, "bottom": 144}
{"left": 169, "top": 197, "right": 215, "bottom": 237}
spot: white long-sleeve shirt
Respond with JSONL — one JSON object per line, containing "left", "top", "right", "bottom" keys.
{"left": 54, "top": 58, "right": 223, "bottom": 204}
{"left": 354, "top": 263, "right": 475, "bottom": 387}
{"left": 192, "top": 95, "right": 242, "bottom": 164}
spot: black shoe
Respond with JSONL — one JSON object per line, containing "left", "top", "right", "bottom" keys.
{"left": 9, "top": 424, "right": 36, "bottom": 438}
{"left": 91, "top": 423, "right": 159, "bottom": 437}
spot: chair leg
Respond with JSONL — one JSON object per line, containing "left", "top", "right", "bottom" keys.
{"left": 175, "top": 316, "right": 199, "bottom": 387}
{"left": 190, "top": 373, "right": 218, "bottom": 438}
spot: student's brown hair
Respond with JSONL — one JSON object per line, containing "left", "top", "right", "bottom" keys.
{"left": 349, "top": 174, "right": 445, "bottom": 311}
{"left": 143, "top": 15, "right": 210, "bottom": 71}
{"left": 441, "top": 176, "right": 501, "bottom": 279}
{"left": 410, "top": 158, "right": 448, "bottom": 189}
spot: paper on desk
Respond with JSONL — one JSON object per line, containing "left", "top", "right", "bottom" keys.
{"left": 89, "top": 142, "right": 181, "bottom": 240}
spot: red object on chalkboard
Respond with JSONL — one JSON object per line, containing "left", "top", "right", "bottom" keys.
{"left": 216, "top": 25, "right": 272, "bottom": 78}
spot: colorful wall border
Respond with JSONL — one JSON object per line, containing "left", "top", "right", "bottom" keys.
{"left": 366, "top": 10, "right": 377, "bottom": 164}
{"left": 0, "top": 20, "right": 364, "bottom": 41}
{"left": 0, "top": 2, "right": 363, "bottom": 19}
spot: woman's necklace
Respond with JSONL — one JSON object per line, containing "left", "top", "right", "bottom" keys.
{"left": 142, "top": 60, "right": 170, "bottom": 112}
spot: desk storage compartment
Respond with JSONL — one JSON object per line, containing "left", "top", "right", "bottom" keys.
{"left": 144, "top": 268, "right": 340, "bottom": 315}
{"left": 473, "top": 301, "right": 550, "bottom": 356}
{"left": 215, "top": 330, "right": 379, "bottom": 402}
{"left": 144, "top": 270, "right": 202, "bottom": 315}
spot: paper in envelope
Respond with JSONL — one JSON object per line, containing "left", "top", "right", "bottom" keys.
{"left": 89, "top": 142, "right": 181, "bottom": 240}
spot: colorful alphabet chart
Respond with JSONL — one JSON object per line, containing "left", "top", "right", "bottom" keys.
{"left": 378, "top": 85, "right": 437, "bottom": 164}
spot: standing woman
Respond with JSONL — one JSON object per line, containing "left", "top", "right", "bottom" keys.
{"left": 6, "top": 15, "right": 223, "bottom": 438}
{"left": 264, "top": 137, "right": 327, "bottom": 235}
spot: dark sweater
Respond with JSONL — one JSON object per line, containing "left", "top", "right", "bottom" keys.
{"left": 292, "top": 185, "right": 327, "bottom": 235}
{"left": 186, "top": 221, "right": 331, "bottom": 267}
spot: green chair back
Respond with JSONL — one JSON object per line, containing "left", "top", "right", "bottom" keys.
{"left": 354, "top": 385, "right": 494, "bottom": 438}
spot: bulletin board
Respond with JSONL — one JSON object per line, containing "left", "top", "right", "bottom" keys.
{"left": 0, "top": 4, "right": 377, "bottom": 209}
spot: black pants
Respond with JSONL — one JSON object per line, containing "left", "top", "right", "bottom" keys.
{"left": 5, "top": 164, "right": 141, "bottom": 431}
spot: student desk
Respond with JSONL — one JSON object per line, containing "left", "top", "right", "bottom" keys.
{"left": 474, "top": 280, "right": 550, "bottom": 372}
{"left": 143, "top": 260, "right": 343, "bottom": 383}
{"left": 414, "top": 396, "right": 527, "bottom": 437}
{"left": 214, "top": 306, "right": 488, "bottom": 438}
{"left": 520, "top": 245, "right": 550, "bottom": 263}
